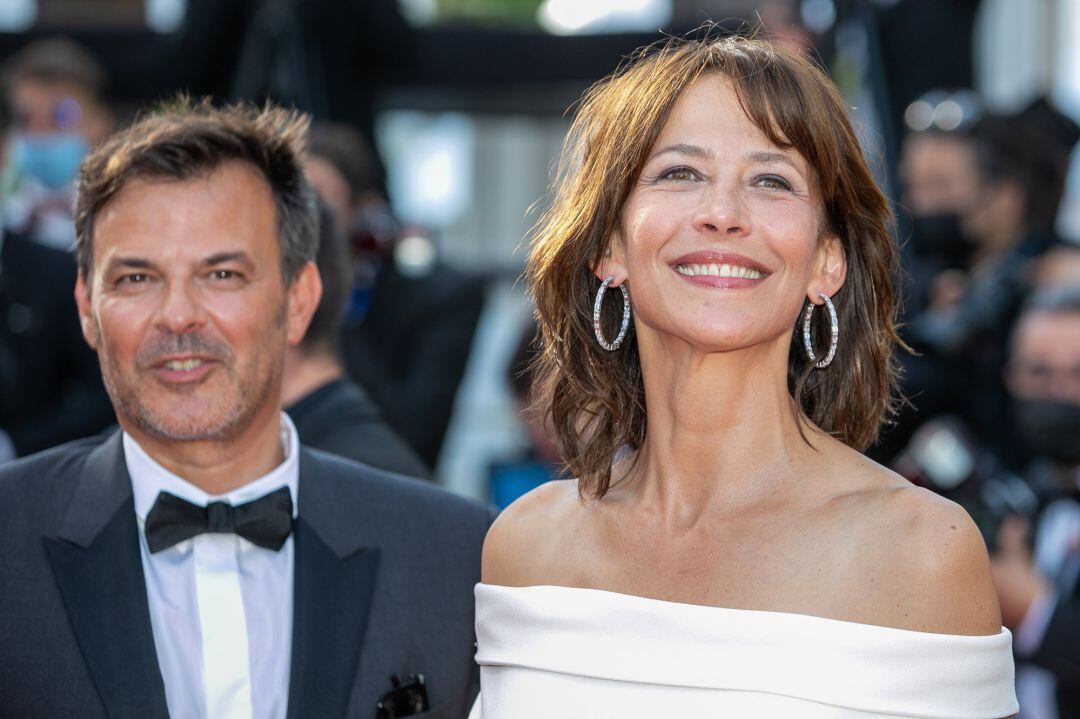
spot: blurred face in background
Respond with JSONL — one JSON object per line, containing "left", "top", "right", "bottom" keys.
{"left": 1007, "top": 308, "right": 1080, "bottom": 464}
{"left": 899, "top": 133, "right": 980, "bottom": 217}
{"left": 899, "top": 133, "right": 981, "bottom": 265}
{"left": 75, "top": 161, "right": 318, "bottom": 445}
{"left": 303, "top": 155, "right": 352, "bottom": 232}
{"left": 7, "top": 78, "right": 112, "bottom": 190}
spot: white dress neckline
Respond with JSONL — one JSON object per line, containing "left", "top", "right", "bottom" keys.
{"left": 473, "top": 583, "right": 1018, "bottom": 719}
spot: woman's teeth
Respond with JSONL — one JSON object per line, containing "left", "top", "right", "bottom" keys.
{"left": 675, "top": 263, "right": 764, "bottom": 279}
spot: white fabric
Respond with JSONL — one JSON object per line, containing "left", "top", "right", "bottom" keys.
{"left": 126, "top": 413, "right": 300, "bottom": 719}
{"left": 471, "top": 583, "right": 1019, "bottom": 719}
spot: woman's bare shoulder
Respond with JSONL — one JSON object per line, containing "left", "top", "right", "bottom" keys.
{"left": 834, "top": 455, "right": 1001, "bottom": 636}
{"left": 481, "top": 479, "right": 583, "bottom": 587}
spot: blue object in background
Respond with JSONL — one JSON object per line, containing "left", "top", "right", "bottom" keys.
{"left": 489, "top": 460, "right": 555, "bottom": 509}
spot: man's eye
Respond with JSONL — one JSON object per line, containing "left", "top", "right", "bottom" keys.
{"left": 119, "top": 273, "right": 149, "bottom": 284}
{"left": 211, "top": 270, "right": 239, "bottom": 280}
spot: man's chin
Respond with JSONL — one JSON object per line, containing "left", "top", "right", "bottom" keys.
{"left": 126, "top": 407, "right": 247, "bottom": 444}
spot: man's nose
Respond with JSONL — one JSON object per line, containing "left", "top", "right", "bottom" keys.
{"left": 155, "top": 279, "right": 208, "bottom": 334}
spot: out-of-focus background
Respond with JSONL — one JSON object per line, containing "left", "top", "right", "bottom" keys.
{"left": 2, "top": 1, "right": 1080, "bottom": 714}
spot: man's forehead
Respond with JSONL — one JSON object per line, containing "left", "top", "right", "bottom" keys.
{"left": 1016, "top": 312, "right": 1080, "bottom": 359}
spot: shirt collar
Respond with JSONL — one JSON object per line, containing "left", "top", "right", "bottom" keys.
{"left": 126, "top": 412, "right": 301, "bottom": 523}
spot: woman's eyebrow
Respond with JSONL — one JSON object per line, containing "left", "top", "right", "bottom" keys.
{"left": 744, "top": 150, "right": 801, "bottom": 172}
{"left": 649, "top": 143, "right": 713, "bottom": 160}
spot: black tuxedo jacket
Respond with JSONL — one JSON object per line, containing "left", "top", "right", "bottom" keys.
{"left": 0, "top": 432, "right": 491, "bottom": 718}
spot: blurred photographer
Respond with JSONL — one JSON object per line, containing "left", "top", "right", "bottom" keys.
{"left": 1, "top": 39, "right": 115, "bottom": 250}
{"left": 901, "top": 100, "right": 1079, "bottom": 465}
{"left": 990, "top": 285, "right": 1080, "bottom": 718}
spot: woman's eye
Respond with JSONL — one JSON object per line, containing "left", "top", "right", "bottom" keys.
{"left": 756, "top": 174, "right": 793, "bottom": 191}
{"left": 659, "top": 166, "right": 698, "bottom": 182}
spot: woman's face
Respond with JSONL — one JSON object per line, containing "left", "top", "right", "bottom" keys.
{"left": 599, "top": 75, "right": 845, "bottom": 354}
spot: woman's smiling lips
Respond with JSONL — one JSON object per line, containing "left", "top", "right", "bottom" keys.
{"left": 670, "top": 251, "right": 771, "bottom": 288}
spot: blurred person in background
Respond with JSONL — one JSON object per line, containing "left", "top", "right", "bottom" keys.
{"left": 282, "top": 199, "right": 428, "bottom": 477}
{"left": 990, "top": 285, "right": 1080, "bottom": 719}
{"left": 305, "top": 123, "right": 485, "bottom": 470}
{"left": 1, "top": 38, "right": 115, "bottom": 250}
{"left": 1034, "top": 243, "right": 1080, "bottom": 291}
{"left": 0, "top": 88, "right": 113, "bottom": 461}
{"left": 881, "top": 100, "right": 1080, "bottom": 468}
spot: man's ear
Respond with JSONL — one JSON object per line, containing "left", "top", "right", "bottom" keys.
{"left": 592, "top": 232, "right": 629, "bottom": 286}
{"left": 807, "top": 233, "right": 846, "bottom": 303}
{"left": 285, "top": 261, "right": 323, "bottom": 346}
{"left": 73, "top": 273, "right": 98, "bottom": 351}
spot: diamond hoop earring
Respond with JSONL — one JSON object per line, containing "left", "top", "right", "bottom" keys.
{"left": 802, "top": 292, "right": 839, "bottom": 369}
{"left": 593, "top": 276, "right": 631, "bottom": 351}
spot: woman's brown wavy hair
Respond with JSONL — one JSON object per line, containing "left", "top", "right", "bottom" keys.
{"left": 527, "top": 32, "right": 902, "bottom": 500}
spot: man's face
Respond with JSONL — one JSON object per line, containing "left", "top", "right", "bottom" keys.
{"left": 1008, "top": 311, "right": 1080, "bottom": 405}
{"left": 898, "top": 133, "right": 980, "bottom": 217}
{"left": 75, "top": 161, "right": 319, "bottom": 444}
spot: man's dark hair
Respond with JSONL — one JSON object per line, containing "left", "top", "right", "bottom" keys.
{"left": 1023, "top": 282, "right": 1080, "bottom": 319}
{"left": 971, "top": 107, "right": 1076, "bottom": 233}
{"left": 1, "top": 38, "right": 107, "bottom": 98}
{"left": 74, "top": 97, "right": 318, "bottom": 284}
{"left": 303, "top": 200, "right": 352, "bottom": 355}
{"left": 308, "top": 122, "right": 381, "bottom": 201}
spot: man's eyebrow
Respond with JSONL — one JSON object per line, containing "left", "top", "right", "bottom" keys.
{"left": 103, "top": 256, "right": 157, "bottom": 273}
{"left": 201, "top": 251, "right": 255, "bottom": 268}
{"left": 649, "top": 143, "right": 713, "bottom": 160}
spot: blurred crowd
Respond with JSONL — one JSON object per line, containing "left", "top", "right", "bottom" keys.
{"left": 0, "top": 3, "right": 1079, "bottom": 716}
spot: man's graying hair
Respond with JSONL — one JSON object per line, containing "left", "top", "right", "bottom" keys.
{"left": 74, "top": 97, "right": 318, "bottom": 284}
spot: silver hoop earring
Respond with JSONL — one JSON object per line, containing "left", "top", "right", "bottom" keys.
{"left": 593, "top": 275, "right": 631, "bottom": 351}
{"left": 802, "top": 292, "right": 839, "bottom": 369}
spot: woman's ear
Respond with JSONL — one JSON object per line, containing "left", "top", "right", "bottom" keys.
{"left": 593, "top": 232, "right": 629, "bottom": 285}
{"left": 807, "top": 233, "right": 846, "bottom": 303}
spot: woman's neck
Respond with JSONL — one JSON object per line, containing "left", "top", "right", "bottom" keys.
{"left": 617, "top": 330, "right": 823, "bottom": 527}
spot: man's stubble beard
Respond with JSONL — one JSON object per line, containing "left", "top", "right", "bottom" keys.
{"left": 93, "top": 314, "right": 286, "bottom": 444}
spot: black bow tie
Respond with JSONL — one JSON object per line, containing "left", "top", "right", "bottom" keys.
{"left": 144, "top": 486, "right": 294, "bottom": 554}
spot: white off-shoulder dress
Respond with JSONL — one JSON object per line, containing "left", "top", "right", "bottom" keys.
{"left": 470, "top": 584, "right": 1018, "bottom": 719}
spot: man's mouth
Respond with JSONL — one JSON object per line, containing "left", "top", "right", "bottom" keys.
{"left": 162, "top": 358, "right": 209, "bottom": 372}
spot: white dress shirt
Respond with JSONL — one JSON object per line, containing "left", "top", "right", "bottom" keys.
{"left": 126, "top": 413, "right": 300, "bottom": 719}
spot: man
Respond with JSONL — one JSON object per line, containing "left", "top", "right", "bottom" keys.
{"left": 0, "top": 100, "right": 490, "bottom": 718}
{"left": 283, "top": 200, "right": 428, "bottom": 477}
{"left": 990, "top": 285, "right": 1080, "bottom": 718}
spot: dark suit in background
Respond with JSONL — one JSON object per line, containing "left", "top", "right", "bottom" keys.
{"left": 344, "top": 263, "right": 485, "bottom": 468}
{"left": 287, "top": 377, "right": 429, "bottom": 478}
{"left": 0, "top": 432, "right": 490, "bottom": 718}
{"left": 0, "top": 230, "right": 113, "bottom": 456}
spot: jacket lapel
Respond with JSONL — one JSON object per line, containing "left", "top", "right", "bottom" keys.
{"left": 287, "top": 449, "right": 380, "bottom": 719}
{"left": 44, "top": 432, "right": 169, "bottom": 719}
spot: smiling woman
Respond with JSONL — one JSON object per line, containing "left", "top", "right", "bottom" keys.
{"left": 474, "top": 31, "right": 1018, "bottom": 719}
{"left": 529, "top": 32, "right": 900, "bottom": 499}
